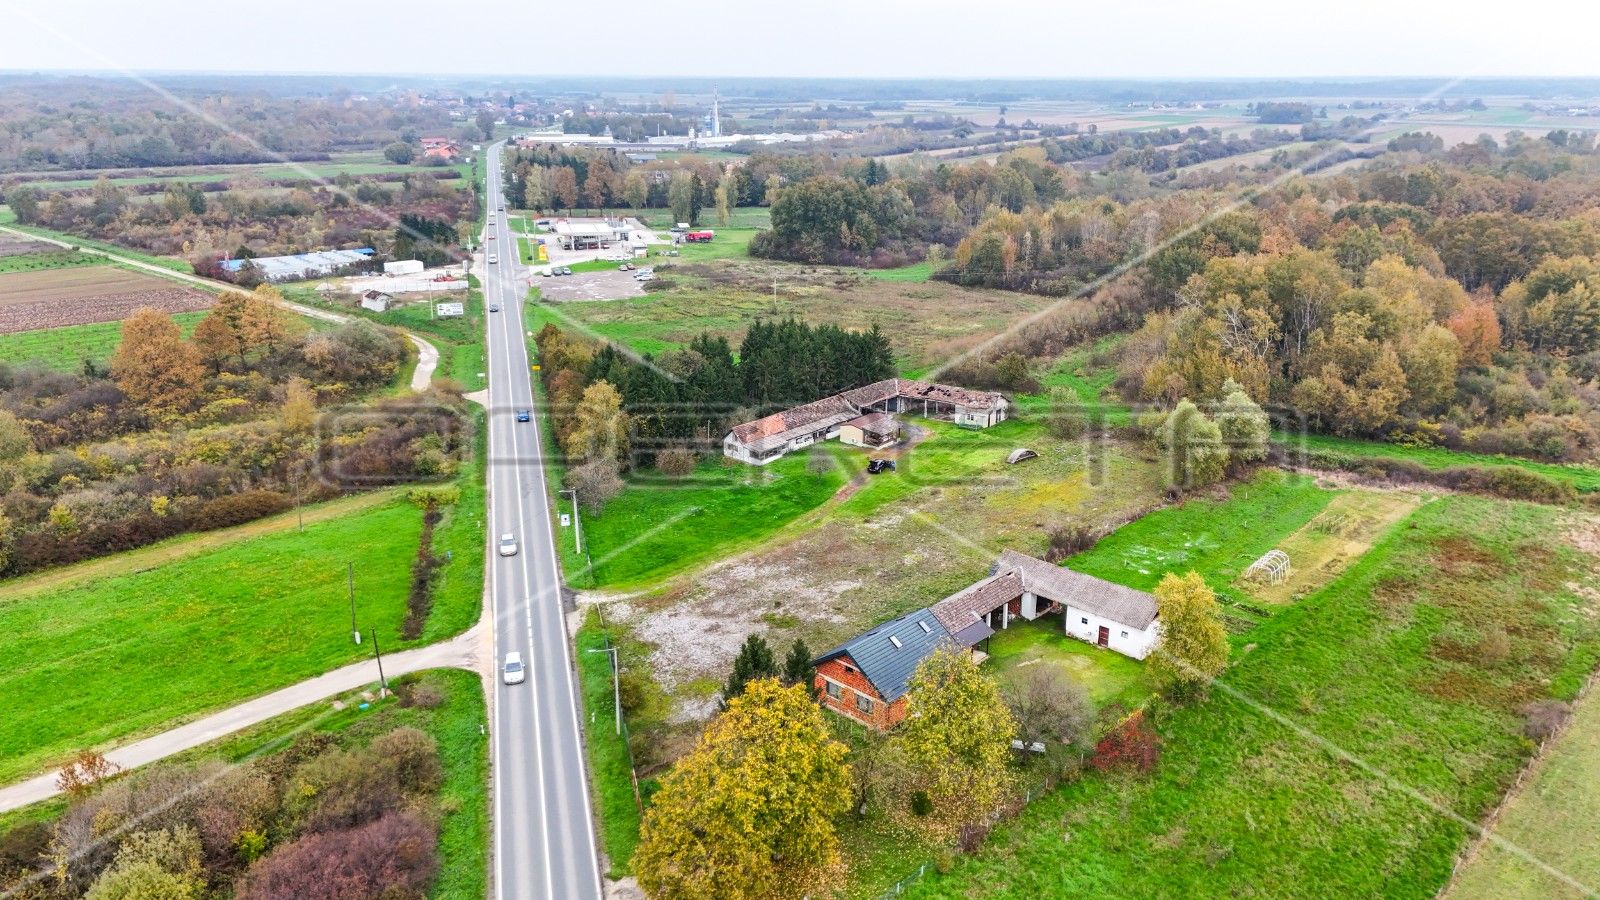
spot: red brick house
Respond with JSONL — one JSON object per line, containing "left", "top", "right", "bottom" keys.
{"left": 813, "top": 607, "right": 949, "bottom": 729}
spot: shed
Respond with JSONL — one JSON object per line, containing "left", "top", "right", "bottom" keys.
{"left": 1006, "top": 448, "right": 1038, "bottom": 464}
{"left": 360, "top": 290, "right": 394, "bottom": 312}
{"left": 384, "top": 259, "right": 425, "bottom": 276}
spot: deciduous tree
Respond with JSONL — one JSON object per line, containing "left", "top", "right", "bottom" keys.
{"left": 635, "top": 680, "right": 851, "bottom": 900}
{"left": 111, "top": 309, "right": 203, "bottom": 420}
{"left": 1148, "top": 571, "right": 1229, "bottom": 700}
{"left": 888, "top": 647, "right": 1017, "bottom": 840}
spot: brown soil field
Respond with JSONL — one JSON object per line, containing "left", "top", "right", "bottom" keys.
{"left": 0, "top": 266, "right": 212, "bottom": 333}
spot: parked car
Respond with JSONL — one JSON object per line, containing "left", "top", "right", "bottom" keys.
{"left": 633, "top": 272, "right": 654, "bottom": 282}
{"left": 515, "top": 409, "right": 531, "bottom": 422}
{"left": 498, "top": 533, "right": 518, "bottom": 557}
{"left": 867, "top": 458, "right": 896, "bottom": 474}
{"left": 502, "top": 651, "right": 525, "bottom": 685}
{"left": 489, "top": 303, "right": 501, "bottom": 313}
{"left": 540, "top": 269, "right": 552, "bottom": 277}
{"left": 558, "top": 266, "right": 573, "bottom": 276}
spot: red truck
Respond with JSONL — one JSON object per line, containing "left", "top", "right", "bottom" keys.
{"left": 684, "top": 230, "right": 715, "bottom": 243}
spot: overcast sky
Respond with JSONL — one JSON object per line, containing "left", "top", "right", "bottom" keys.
{"left": 6, "top": 0, "right": 1597, "bottom": 80}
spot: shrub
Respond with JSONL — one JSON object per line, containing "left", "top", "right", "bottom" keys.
{"left": 568, "top": 458, "right": 624, "bottom": 513}
{"left": 1089, "top": 711, "right": 1161, "bottom": 774}
{"left": 1045, "top": 523, "right": 1099, "bottom": 561}
{"left": 656, "top": 447, "right": 697, "bottom": 479}
{"left": 193, "top": 490, "right": 292, "bottom": 531}
{"left": 234, "top": 812, "right": 437, "bottom": 900}
{"left": 402, "top": 508, "right": 442, "bottom": 640}
{"left": 1520, "top": 699, "right": 1571, "bottom": 742}
{"left": 368, "top": 728, "right": 443, "bottom": 795}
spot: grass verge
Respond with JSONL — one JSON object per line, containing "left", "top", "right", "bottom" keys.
{"left": 576, "top": 611, "right": 645, "bottom": 877}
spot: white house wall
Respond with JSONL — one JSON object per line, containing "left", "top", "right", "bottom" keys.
{"left": 1064, "top": 606, "right": 1158, "bottom": 660}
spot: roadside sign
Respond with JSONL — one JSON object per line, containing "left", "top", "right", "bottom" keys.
{"left": 560, "top": 514, "right": 571, "bottom": 527}
{"left": 531, "top": 364, "right": 541, "bottom": 371}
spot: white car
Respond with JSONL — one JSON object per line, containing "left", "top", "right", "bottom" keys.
{"left": 502, "top": 651, "right": 525, "bottom": 685}
{"left": 498, "top": 533, "right": 518, "bottom": 557}
{"left": 488, "top": 253, "right": 498, "bottom": 264}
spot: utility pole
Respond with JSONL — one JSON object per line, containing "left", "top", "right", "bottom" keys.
{"left": 560, "top": 488, "right": 583, "bottom": 554}
{"left": 294, "top": 469, "right": 304, "bottom": 533}
{"left": 347, "top": 562, "right": 359, "bottom": 644}
{"left": 370, "top": 623, "right": 389, "bottom": 696}
{"left": 586, "top": 646, "right": 621, "bottom": 735}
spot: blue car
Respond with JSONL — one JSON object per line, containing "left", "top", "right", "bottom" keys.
{"left": 515, "top": 409, "right": 531, "bottom": 422}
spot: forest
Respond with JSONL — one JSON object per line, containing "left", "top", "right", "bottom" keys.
{"left": 7, "top": 173, "right": 478, "bottom": 275}
{"left": 0, "top": 79, "right": 460, "bottom": 172}
{"left": 0, "top": 290, "right": 468, "bottom": 576}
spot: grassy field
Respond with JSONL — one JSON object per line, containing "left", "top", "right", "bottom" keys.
{"left": 0, "top": 220, "right": 193, "bottom": 273}
{"left": 0, "top": 310, "right": 207, "bottom": 371}
{"left": 634, "top": 206, "right": 772, "bottom": 230}
{"left": 526, "top": 265, "right": 1052, "bottom": 371}
{"left": 1284, "top": 431, "right": 1600, "bottom": 493}
{"left": 576, "top": 612, "right": 646, "bottom": 877}
{"left": 0, "top": 250, "right": 104, "bottom": 273}
{"left": 897, "top": 496, "right": 1600, "bottom": 899}
{"left": 1012, "top": 334, "right": 1132, "bottom": 425}
{"left": 1065, "top": 469, "right": 1338, "bottom": 611}
{"left": 557, "top": 452, "right": 847, "bottom": 590}
{"left": 1447, "top": 679, "right": 1600, "bottom": 899}
{"left": 0, "top": 493, "right": 480, "bottom": 785}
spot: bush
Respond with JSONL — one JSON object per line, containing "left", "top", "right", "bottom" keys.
{"left": 235, "top": 812, "right": 437, "bottom": 900}
{"left": 568, "top": 458, "right": 624, "bottom": 513}
{"left": 655, "top": 446, "right": 697, "bottom": 479}
{"left": 1045, "top": 523, "right": 1099, "bottom": 562}
{"left": 1089, "top": 711, "right": 1161, "bottom": 774}
{"left": 193, "top": 490, "right": 292, "bottom": 531}
{"left": 1520, "top": 699, "right": 1571, "bottom": 742}
{"left": 367, "top": 728, "right": 443, "bottom": 795}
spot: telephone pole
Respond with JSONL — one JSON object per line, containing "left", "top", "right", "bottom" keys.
{"left": 347, "top": 562, "right": 359, "bottom": 644}
{"left": 370, "top": 624, "right": 389, "bottom": 696}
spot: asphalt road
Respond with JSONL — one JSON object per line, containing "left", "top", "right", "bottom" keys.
{"left": 482, "top": 142, "right": 604, "bottom": 900}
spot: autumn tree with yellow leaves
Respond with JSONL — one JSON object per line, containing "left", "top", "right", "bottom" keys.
{"left": 634, "top": 679, "right": 851, "bottom": 900}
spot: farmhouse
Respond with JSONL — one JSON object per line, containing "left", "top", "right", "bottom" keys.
{"left": 723, "top": 378, "right": 1008, "bottom": 464}
{"left": 813, "top": 608, "right": 949, "bottom": 729}
{"left": 813, "top": 549, "right": 1160, "bottom": 729}
{"left": 359, "top": 290, "right": 394, "bottom": 312}
{"left": 421, "top": 137, "right": 461, "bottom": 160}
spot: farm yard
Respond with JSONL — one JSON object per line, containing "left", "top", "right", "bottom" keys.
{"left": 893, "top": 496, "right": 1600, "bottom": 899}
{"left": 0, "top": 265, "right": 212, "bottom": 334}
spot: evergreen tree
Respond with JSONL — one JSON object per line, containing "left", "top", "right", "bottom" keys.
{"left": 782, "top": 639, "right": 814, "bottom": 688}
{"left": 722, "top": 634, "right": 779, "bottom": 707}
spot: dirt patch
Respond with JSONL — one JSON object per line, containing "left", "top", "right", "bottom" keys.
{"left": 1429, "top": 534, "right": 1505, "bottom": 578}
{"left": 0, "top": 267, "right": 211, "bottom": 333}
{"left": 0, "top": 234, "right": 57, "bottom": 258}
{"left": 539, "top": 269, "right": 645, "bottom": 302}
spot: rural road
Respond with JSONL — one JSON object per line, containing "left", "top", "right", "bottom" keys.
{"left": 0, "top": 626, "right": 483, "bottom": 814}
{"left": 482, "top": 141, "right": 606, "bottom": 900}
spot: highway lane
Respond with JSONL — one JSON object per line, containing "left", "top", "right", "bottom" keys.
{"left": 482, "top": 141, "right": 604, "bottom": 900}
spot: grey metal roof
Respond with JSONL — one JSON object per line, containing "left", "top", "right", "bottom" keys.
{"left": 949, "top": 618, "right": 995, "bottom": 649}
{"left": 814, "top": 607, "right": 950, "bottom": 703}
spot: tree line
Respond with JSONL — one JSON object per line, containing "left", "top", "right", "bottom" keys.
{"left": 0, "top": 292, "right": 467, "bottom": 576}
{"left": 533, "top": 318, "right": 894, "bottom": 510}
